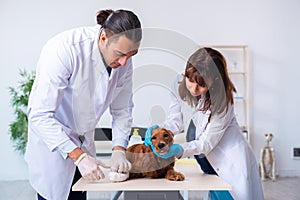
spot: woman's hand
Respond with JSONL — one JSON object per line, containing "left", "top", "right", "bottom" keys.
{"left": 153, "top": 144, "right": 183, "bottom": 159}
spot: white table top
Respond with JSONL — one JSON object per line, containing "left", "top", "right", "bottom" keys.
{"left": 72, "top": 159, "right": 231, "bottom": 191}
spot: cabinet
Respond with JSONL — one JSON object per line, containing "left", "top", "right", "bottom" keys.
{"left": 209, "top": 45, "right": 250, "bottom": 142}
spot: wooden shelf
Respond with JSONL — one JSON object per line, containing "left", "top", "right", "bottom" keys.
{"left": 209, "top": 45, "right": 250, "bottom": 143}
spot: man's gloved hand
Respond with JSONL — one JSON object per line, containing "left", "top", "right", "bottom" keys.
{"left": 111, "top": 150, "right": 132, "bottom": 173}
{"left": 153, "top": 144, "right": 183, "bottom": 159}
{"left": 144, "top": 124, "right": 159, "bottom": 147}
{"left": 75, "top": 153, "right": 110, "bottom": 181}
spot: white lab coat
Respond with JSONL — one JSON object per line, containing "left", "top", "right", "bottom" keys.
{"left": 163, "top": 74, "right": 264, "bottom": 200}
{"left": 24, "top": 25, "right": 134, "bottom": 200}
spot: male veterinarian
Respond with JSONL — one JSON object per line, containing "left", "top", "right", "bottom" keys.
{"left": 25, "top": 9, "right": 142, "bottom": 200}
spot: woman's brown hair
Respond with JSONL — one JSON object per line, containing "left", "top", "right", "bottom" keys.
{"left": 179, "top": 47, "right": 236, "bottom": 117}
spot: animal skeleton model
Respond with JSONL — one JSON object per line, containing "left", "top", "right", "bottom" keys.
{"left": 260, "top": 133, "right": 276, "bottom": 181}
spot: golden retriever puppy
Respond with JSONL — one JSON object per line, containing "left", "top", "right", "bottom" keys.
{"left": 126, "top": 128, "right": 185, "bottom": 181}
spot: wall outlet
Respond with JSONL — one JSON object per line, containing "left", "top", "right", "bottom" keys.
{"left": 293, "top": 147, "right": 300, "bottom": 159}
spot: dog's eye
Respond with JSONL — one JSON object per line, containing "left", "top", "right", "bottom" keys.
{"left": 163, "top": 133, "right": 169, "bottom": 137}
{"left": 152, "top": 136, "right": 157, "bottom": 140}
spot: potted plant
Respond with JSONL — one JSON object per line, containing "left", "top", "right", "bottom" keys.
{"left": 8, "top": 69, "right": 35, "bottom": 154}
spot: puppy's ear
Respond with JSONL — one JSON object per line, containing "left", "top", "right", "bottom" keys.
{"left": 167, "top": 130, "right": 174, "bottom": 137}
{"left": 167, "top": 130, "right": 174, "bottom": 144}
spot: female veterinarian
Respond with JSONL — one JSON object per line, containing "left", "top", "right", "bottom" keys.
{"left": 147, "top": 47, "right": 264, "bottom": 200}
{"left": 25, "top": 9, "right": 141, "bottom": 200}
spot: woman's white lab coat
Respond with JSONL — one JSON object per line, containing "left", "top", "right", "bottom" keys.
{"left": 163, "top": 75, "right": 264, "bottom": 200}
{"left": 24, "top": 25, "right": 134, "bottom": 200}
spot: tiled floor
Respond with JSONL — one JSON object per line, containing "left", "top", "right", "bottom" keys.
{"left": 1, "top": 177, "right": 299, "bottom": 200}
{"left": 0, "top": 180, "right": 36, "bottom": 200}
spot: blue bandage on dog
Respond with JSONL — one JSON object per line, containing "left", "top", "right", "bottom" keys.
{"left": 144, "top": 125, "right": 182, "bottom": 159}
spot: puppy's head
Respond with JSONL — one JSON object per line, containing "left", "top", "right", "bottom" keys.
{"left": 151, "top": 128, "right": 174, "bottom": 155}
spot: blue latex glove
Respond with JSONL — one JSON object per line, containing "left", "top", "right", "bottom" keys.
{"left": 152, "top": 144, "right": 183, "bottom": 159}
{"left": 144, "top": 125, "right": 183, "bottom": 159}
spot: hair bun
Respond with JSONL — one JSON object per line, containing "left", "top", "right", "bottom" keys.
{"left": 96, "top": 9, "right": 113, "bottom": 25}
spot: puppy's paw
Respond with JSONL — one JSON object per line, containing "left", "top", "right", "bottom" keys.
{"left": 166, "top": 172, "right": 185, "bottom": 181}
{"left": 108, "top": 172, "right": 129, "bottom": 182}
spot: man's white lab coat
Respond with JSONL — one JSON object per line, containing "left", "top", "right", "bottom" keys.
{"left": 25, "top": 25, "right": 133, "bottom": 200}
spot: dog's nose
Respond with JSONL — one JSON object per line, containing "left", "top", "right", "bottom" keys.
{"left": 158, "top": 143, "right": 165, "bottom": 149}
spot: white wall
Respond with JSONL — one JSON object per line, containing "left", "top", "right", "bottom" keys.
{"left": 1, "top": 0, "right": 299, "bottom": 180}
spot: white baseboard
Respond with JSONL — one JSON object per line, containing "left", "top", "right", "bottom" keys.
{"left": 277, "top": 169, "right": 300, "bottom": 177}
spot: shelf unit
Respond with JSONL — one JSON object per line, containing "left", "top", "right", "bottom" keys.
{"left": 209, "top": 45, "right": 250, "bottom": 142}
